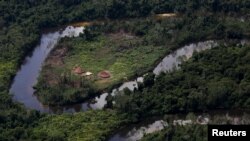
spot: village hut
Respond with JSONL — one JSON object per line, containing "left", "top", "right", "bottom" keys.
{"left": 72, "top": 66, "right": 84, "bottom": 75}
{"left": 98, "top": 71, "right": 111, "bottom": 78}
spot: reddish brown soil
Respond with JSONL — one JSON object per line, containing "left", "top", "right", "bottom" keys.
{"left": 98, "top": 71, "right": 111, "bottom": 79}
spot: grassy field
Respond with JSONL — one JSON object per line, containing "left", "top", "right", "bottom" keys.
{"left": 35, "top": 31, "right": 167, "bottom": 105}
{"left": 62, "top": 34, "right": 165, "bottom": 89}
{"left": 36, "top": 14, "right": 250, "bottom": 106}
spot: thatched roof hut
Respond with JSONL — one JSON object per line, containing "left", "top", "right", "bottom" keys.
{"left": 98, "top": 71, "right": 111, "bottom": 78}
{"left": 72, "top": 66, "right": 84, "bottom": 74}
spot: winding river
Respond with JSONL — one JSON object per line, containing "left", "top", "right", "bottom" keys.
{"left": 9, "top": 23, "right": 250, "bottom": 140}
{"left": 10, "top": 26, "right": 85, "bottom": 113}
{"left": 9, "top": 17, "right": 249, "bottom": 114}
{"left": 9, "top": 24, "right": 219, "bottom": 113}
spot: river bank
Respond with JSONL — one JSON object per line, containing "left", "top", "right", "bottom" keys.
{"left": 9, "top": 15, "right": 250, "bottom": 112}
{"left": 109, "top": 110, "right": 250, "bottom": 141}
{"left": 28, "top": 15, "right": 250, "bottom": 109}
{"left": 2, "top": 1, "right": 250, "bottom": 141}
{"left": 9, "top": 37, "right": 218, "bottom": 113}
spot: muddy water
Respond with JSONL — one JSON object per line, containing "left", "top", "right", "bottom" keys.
{"left": 108, "top": 110, "right": 250, "bottom": 141}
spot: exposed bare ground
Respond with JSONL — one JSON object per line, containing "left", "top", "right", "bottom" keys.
{"left": 107, "top": 31, "right": 140, "bottom": 52}
{"left": 42, "top": 67, "right": 60, "bottom": 86}
{"left": 46, "top": 46, "right": 68, "bottom": 67}
{"left": 108, "top": 30, "right": 136, "bottom": 40}
{"left": 42, "top": 45, "right": 69, "bottom": 86}
{"left": 42, "top": 31, "right": 137, "bottom": 88}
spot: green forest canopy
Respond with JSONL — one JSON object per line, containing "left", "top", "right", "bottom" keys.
{"left": 114, "top": 44, "right": 250, "bottom": 122}
{"left": 0, "top": 0, "right": 250, "bottom": 140}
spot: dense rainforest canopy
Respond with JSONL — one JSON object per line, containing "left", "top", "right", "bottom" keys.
{"left": 113, "top": 44, "right": 250, "bottom": 122}
{"left": 0, "top": 0, "right": 250, "bottom": 140}
{"left": 35, "top": 14, "right": 250, "bottom": 106}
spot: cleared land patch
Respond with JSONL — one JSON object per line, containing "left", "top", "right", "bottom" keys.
{"left": 35, "top": 31, "right": 166, "bottom": 105}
